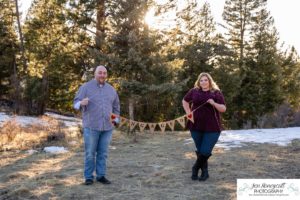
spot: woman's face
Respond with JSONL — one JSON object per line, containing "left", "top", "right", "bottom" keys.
{"left": 200, "top": 76, "right": 210, "bottom": 90}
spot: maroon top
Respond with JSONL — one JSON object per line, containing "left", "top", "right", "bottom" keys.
{"left": 183, "top": 88, "right": 226, "bottom": 132}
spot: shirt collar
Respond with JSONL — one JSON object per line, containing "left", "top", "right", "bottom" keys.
{"left": 93, "top": 79, "right": 106, "bottom": 88}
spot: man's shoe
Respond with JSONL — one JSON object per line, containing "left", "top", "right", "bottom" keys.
{"left": 97, "top": 176, "right": 111, "bottom": 184}
{"left": 84, "top": 179, "right": 93, "bottom": 185}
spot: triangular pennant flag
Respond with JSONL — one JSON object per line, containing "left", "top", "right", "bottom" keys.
{"left": 129, "top": 120, "right": 138, "bottom": 131}
{"left": 148, "top": 123, "right": 157, "bottom": 133}
{"left": 119, "top": 117, "right": 128, "bottom": 127}
{"left": 176, "top": 116, "right": 186, "bottom": 128}
{"left": 166, "top": 120, "right": 175, "bottom": 131}
{"left": 186, "top": 112, "right": 194, "bottom": 123}
{"left": 158, "top": 122, "right": 167, "bottom": 133}
{"left": 138, "top": 122, "right": 147, "bottom": 132}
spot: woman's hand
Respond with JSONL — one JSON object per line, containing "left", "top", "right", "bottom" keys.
{"left": 207, "top": 99, "right": 226, "bottom": 113}
{"left": 207, "top": 99, "right": 216, "bottom": 106}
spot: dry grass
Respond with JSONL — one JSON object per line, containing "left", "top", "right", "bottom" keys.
{"left": 0, "top": 130, "right": 300, "bottom": 200}
{"left": 0, "top": 117, "right": 81, "bottom": 151}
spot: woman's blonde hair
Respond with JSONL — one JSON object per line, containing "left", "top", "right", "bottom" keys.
{"left": 194, "top": 72, "right": 220, "bottom": 91}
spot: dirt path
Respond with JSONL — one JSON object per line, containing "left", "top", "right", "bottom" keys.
{"left": 1, "top": 131, "right": 300, "bottom": 200}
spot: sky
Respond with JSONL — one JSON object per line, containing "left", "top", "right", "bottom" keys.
{"left": 20, "top": 0, "right": 300, "bottom": 53}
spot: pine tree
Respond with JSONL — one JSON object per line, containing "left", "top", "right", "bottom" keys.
{"left": 104, "top": 0, "right": 181, "bottom": 122}
{"left": 222, "top": 0, "right": 260, "bottom": 68}
{"left": 175, "top": 1, "right": 234, "bottom": 92}
{"left": 23, "top": 0, "right": 92, "bottom": 114}
{"left": 279, "top": 47, "right": 300, "bottom": 108}
{"left": 177, "top": 1, "right": 218, "bottom": 88}
{"left": 0, "top": 0, "right": 18, "bottom": 98}
{"left": 248, "top": 0, "right": 282, "bottom": 121}
{"left": 225, "top": 0, "right": 283, "bottom": 127}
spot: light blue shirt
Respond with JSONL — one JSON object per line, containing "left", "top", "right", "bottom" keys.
{"left": 74, "top": 79, "right": 120, "bottom": 131}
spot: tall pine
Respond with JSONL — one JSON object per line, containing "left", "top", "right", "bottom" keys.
{"left": 105, "top": 0, "right": 180, "bottom": 122}
{"left": 0, "top": 0, "right": 18, "bottom": 99}
{"left": 24, "top": 0, "right": 92, "bottom": 114}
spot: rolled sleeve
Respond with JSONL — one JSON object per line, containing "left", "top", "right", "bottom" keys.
{"left": 73, "top": 101, "right": 81, "bottom": 110}
{"left": 73, "top": 85, "right": 86, "bottom": 109}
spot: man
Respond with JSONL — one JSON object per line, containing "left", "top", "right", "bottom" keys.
{"left": 74, "top": 65, "right": 120, "bottom": 185}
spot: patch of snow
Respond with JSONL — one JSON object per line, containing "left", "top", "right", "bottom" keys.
{"left": 0, "top": 112, "right": 81, "bottom": 128}
{"left": 0, "top": 112, "right": 48, "bottom": 127}
{"left": 27, "top": 149, "right": 38, "bottom": 154}
{"left": 185, "top": 127, "right": 300, "bottom": 150}
{"left": 109, "top": 146, "right": 116, "bottom": 150}
{"left": 45, "top": 112, "right": 81, "bottom": 127}
{"left": 43, "top": 146, "right": 68, "bottom": 154}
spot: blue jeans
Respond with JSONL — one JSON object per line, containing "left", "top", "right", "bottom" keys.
{"left": 190, "top": 131, "right": 220, "bottom": 156}
{"left": 83, "top": 128, "right": 113, "bottom": 180}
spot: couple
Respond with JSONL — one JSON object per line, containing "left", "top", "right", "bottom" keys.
{"left": 74, "top": 65, "right": 226, "bottom": 185}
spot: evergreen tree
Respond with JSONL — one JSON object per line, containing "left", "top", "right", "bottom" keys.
{"left": 224, "top": 0, "right": 283, "bottom": 127}
{"left": 104, "top": 0, "right": 181, "bottom": 122}
{"left": 24, "top": 0, "right": 92, "bottom": 114}
{"left": 0, "top": 0, "right": 18, "bottom": 98}
{"left": 177, "top": 1, "right": 218, "bottom": 88}
{"left": 279, "top": 47, "right": 300, "bottom": 108}
{"left": 222, "top": 0, "right": 260, "bottom": 68}
{"left": 247, "top": 1, "right": 282, "bottom": 123}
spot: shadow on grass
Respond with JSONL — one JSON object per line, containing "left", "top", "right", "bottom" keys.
{"left": 1, "top": 133, "right": 299, "bottom": 200}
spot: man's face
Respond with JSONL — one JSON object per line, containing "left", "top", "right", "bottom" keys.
{"left": 95, "top": 67, "right": 107, "bottom": 84}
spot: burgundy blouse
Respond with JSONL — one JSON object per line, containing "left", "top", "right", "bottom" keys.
{"left": 183, "top": 88, "right": 226, "bottom": 132}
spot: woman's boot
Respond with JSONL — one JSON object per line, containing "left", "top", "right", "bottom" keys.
{"left": 199, "top": 154, "right": 210, "bottom": 181}
{"left": 191, "top": 151, "right": 201, "bottom": 180}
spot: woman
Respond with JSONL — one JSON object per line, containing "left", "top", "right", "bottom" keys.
{"left": 182, "top": 72, "right": 226, "bottom": 181}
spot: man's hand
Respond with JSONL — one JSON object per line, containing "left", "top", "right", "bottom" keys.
{"left": 80, "top": 98, "right": 89, "bottom": 106}
{"left": 112, "top": 118, "right": 120, "bottom": 127}
{"left": 111, "top": 114, "right": 120, "bottom": 127}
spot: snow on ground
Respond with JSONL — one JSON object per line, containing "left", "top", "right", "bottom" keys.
{"left": 44, "top": 112, "right": 81, "bottom": 127}
{"left": 0, "top": 112, "right": 48, "bottom": 127}
{"left": 0, "top": 112, "right": 81, "bottom": 127}
{"left": 185, "top": 127, "right": 300, "bottom": 150}
{"left": 43, "top": 146, "right": 68, "bottom": 154}
{"left": 1, "top": 112, "right": 300, "bottom": 150}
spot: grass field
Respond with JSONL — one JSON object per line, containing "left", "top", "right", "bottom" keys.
{"left": 1, "top": 127, "right": 300, "bottom": 200}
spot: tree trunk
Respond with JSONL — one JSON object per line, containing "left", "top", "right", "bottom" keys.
{"left": 128, "top": 98, "right": 137, "bottom": 142}
{"left": 36, "top": 71, "right": 48, "bottom": 115}
{"left": 96, "top": 0, "right": 105, "bottom": 50}
{"left": 14, "top": 0, "right": 27, "bottom": 71}
{"left": 11, "top": 56, "right": 22, "bottom": 114}
{"left": 128, "top": 98, "right": 134, "bottom": 120}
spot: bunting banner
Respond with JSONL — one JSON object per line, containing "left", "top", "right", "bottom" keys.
{"left": 158, "top": 122, "right": 167, "bottom": 133}
{"left": 176, "top": 116, "right": 186, "bottom": 128}
{"left": 129, "top": 120, "right": 138, "bottom": 131}
{"left": 119, "top": 117, "right": 128, "bottom": 127}
{"left": 166, "top": 120, "right": 175, "bottom": 131}
{"left": 138, "top": 122, "right": 147, "bottom": 132}
{"left": 110, "top": 113, "right": 189, "bottom": 133}
{"left": 148, "top": 123, "right": 157, "bottom": 133}
{"left": 186, "top": 112, "right": 194, "bottom": 123}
